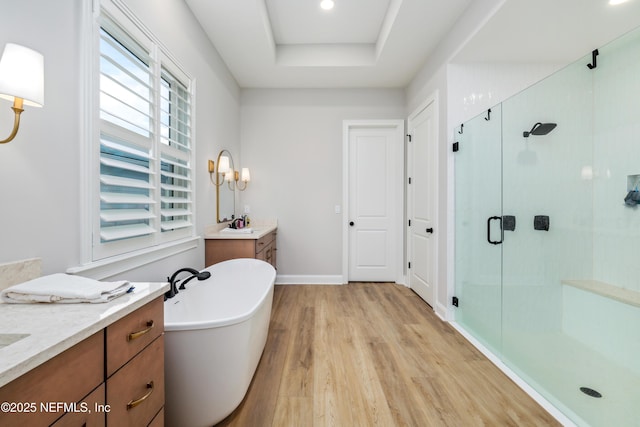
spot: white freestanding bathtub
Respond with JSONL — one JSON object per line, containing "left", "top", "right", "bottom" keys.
{"left": 164, "top": 258, "right": 276, "bottom": 427}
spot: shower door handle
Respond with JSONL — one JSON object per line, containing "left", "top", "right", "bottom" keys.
{"left": 487, "top": 216, "right": 503, "bottom": 245}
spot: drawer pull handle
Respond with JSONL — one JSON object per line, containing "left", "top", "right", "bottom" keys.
{"left": 127, "top": 381, "right": 154, "bottom": 410}
{"left": 127, "top": 320, "right": 154, "bottom": 341}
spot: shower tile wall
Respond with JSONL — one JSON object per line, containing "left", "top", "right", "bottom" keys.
{"left": 447, "top": 63, "right": 561, "bottom": 131}
{"left": 592, "top": 28, "right": 640, "bottom": 292}
{"left": 563, "top": 27, "right": 640, "bottom": 376}
{"left": 501, "top": 56, "right": 594, "bottom": 334}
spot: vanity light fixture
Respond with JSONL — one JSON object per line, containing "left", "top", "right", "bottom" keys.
{"left": 208, "top": 150, "right": 251, "bottom": 191}
{"left": 320, "top": 0, "right": 335, "bottom": 10}
{"left": 0, "top": 43, "right": 44, "bottom": 144}
{"left": 224, "top": 167, "right": 250, "bottom": 191}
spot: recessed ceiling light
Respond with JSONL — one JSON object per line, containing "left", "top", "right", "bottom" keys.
{"left": 320, "top": 0, "right": 335, "bottom": 10}
{"left": 609, "top": 0, "right": 629, "bottom": 5}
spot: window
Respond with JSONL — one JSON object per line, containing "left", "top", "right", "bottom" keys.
{"left": 92, "top": 7, "right": 194, "bottom": 262}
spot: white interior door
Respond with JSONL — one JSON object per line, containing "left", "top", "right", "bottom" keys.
{"left": 408, "top": 100, "right": 437, "bottom": 306}
{"left": 345, "top": 121, "right": 402, "bottom": 282}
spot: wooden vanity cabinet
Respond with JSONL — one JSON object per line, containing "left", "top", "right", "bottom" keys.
{"left": 205, "top": 229, "right": 277, "bottom": 269}
{"left": 51, "top": 384, "right": 106, "bottom": 427}
{"left": 106, "top": 297, "right": 164, "bottom": 426}
{"left": 0, "top": 331, "right": 104, "bottom": 427}
{"left": 255, "top": 231, "right": 277, "bottom": 267}
{"left": 0, "top": 297, "right": 164, "bottom": 427}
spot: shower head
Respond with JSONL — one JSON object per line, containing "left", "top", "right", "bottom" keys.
{"left": 523, "top": 122, "right": 557, "bottom": 138}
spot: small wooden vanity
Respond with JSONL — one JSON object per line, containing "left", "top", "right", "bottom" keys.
{"left": 0, "top": 282, "right": 167, "bottom": 427}
{"left": 205, "top": 223, "right": 277, "bottom": 269}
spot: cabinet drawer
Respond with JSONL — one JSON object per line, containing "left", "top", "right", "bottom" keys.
{"left": 0, "top": 332, "right": 103, "bottom": 427}
{"left": 255, "top": 230, "right": 276, "bottom": 254}
{"left": 148, "top": 408, "right": 164, "bottom": 427}
{"left": 106, "top": 297, "right": 163, "bottom": 376}
{"left": 51, "top": 383, "right": 106, "bottom": 427}
{"left": 106, "top": 335, "right": 164, "bottom": 427}
{"left": 256, "top": 242, "right": 275, "bottom": 266}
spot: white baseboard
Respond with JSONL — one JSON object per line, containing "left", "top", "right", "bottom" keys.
{"left": 276, "top": 274, "right": 344, "bottom": 285}
{"left": 435, "top": 301, "right": 449, "bottom": 321}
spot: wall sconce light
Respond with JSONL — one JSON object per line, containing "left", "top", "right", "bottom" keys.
{"left": 0, "top": 43, "right": 44, "bottom": 144}
{"left": 208, "top": 150, "right": 250, "bottom": 191}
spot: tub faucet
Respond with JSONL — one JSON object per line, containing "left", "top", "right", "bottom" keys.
{"left": 165, "top": 267, "right": 211, "bottom": 300}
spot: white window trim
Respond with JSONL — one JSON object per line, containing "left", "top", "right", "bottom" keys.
{"left": 67, "top": 237, "right": 199, "bottom": 280}
{"left": 70, "top": 0, "right": 199, "bottom": 279}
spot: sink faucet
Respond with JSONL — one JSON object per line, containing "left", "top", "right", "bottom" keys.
{"left": 165, "top": 267, "right": 212, "bottom": 300}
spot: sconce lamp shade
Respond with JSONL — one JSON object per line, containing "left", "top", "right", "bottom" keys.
{"left": 218, "top": 155, "right": 230, "bottom": 174}
{"left": 0, "top": 43, "right": 44, "bottom": 107}
{"left": 241, "top": 168, "right": 251, "bottom": 182}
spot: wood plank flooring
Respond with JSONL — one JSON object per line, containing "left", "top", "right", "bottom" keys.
{"left": 217, "top": 283, "right": 560, "bottom": 426}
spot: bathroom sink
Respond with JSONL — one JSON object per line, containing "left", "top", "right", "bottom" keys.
{"left": 0, "top": 333, "right": 29, "bottom": 350}
{"left": 220, "top": 227, "right": 254, "bottom": 234}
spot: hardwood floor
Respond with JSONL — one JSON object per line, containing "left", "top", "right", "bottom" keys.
{"left": 217, "top": 283, "right": 560, "bottom": 426}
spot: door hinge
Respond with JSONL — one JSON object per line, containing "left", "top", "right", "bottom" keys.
{"left": 408, "top": 219, "right": 411, "bottom": 226}
{"left": 408, "top": 177, "right": 412, "bottom": 184}
{"left": 452, "top": 296, "right": 459, "bottom": 307}
{"left": 408, "top": 262, "right": 411, "bottom": 269}
{"left": 406, "top": 134, "right": 412, "bottom": 142}
{"left": 453, "top": 142, "right": 459, "bottom": 152}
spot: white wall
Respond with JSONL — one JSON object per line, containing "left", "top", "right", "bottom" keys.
{"left": 239, "top": 89, "right": 405, "bottom": 283}
{"left": 0, "top": 0, "right": 240, "bottom": 281}
{"left": 0, "top": 0, "right": 82, "bottom": 275}
{"left": 447, "top": 63, "right": 562, "bottom": 128}
{"left": 405, "top": 0, "right": 506, "bottom": 317}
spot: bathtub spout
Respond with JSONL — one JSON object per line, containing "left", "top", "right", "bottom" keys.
{"left": 165, "top": 267, "right": 211, "bottom": 300}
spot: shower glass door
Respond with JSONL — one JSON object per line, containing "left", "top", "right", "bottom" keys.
{"left": 454, "top": 104, "right": 502, "bottom": 355}
{"left": 454, "top": 26, "right": 640, "bottom": 426}
{"left": 500, "top": 55, "right": 594, "bottom": 422}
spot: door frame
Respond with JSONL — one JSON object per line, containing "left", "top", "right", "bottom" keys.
{"left": 342, "top": 120, "right": 405, "bottom": 284}
{"left": 406, "top": 93, "right": 439, "bottom": 309}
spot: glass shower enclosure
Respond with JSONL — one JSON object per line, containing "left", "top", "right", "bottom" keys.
{"left": 454, "top": 26, "right": 640, "bottom": 427}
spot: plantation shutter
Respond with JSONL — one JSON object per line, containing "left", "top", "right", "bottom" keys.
{"left": 159, "top": 68, "right": 193, "bottom": 233}
{"left": 94, "top": 12, "right": 194, "bottom": 261}
{"left": 98, "top": 23, "right": 155, "bottom": 245}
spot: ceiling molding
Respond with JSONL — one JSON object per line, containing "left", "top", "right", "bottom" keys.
{"left": 257, "top": 0, "right": 277, "bottom": 62}
{"left": 375, "top": 0, "right": 403, "bottom": 60}
{"left": 277, "top": 44, "right": 376, "bottom": 67}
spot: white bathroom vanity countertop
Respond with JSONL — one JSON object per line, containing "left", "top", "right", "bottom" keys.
{"left": 0, "top": 281, "right": 169, "bottom": 388}
{"left": 204, "top": 220, "right": 277, "bottom": 240}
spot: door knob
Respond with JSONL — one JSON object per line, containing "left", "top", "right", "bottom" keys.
{"left": 426, "top": 228, "right": 433, "bottom": 233}
{"left": 349, "top": 221, "right": 355, "bottom": 226}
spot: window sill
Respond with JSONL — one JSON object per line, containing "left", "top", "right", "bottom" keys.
{"left": 67, "top": 236, "right": 200, "bottom": 280}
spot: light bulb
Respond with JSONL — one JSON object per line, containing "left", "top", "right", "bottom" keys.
{"left": 320, "top": 0, "right": 334, "bottom": 10}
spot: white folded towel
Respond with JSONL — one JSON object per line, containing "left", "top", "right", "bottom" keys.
{"left": 0, "top": 273, "right": 132, "bottom": 304}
